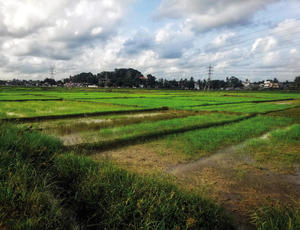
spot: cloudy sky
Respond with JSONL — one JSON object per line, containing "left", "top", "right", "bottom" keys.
{"left": 0, "top": 0, "right": 300, "bottom": 81}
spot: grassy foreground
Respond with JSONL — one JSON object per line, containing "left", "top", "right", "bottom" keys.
{"left": 0, "top": 123, "right": 234, "bottom": 230}
{"left": 251, "top": 203, "right": 300, "bottom": 230}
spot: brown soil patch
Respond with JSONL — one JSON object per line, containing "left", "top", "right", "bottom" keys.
{"left": 272, "top": 99, "right": 300, "bottom": 105}
{"left": 92, "top": 134, "right": 300, "bottom": 227}
{"left": 92, "top": 143, "right": 184, "bottom": 174}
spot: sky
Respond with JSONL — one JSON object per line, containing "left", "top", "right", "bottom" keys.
{"left": 0, "top": 0, "right": 300, "bottom": 81}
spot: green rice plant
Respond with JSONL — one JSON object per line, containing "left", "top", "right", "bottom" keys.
{"left": 68, "top": 113, "right": 243, "bottom": 146}
{"left": 266, "top": 107, "right": 300, "bottom": 123}
{"left": 238, "top": 124, "right": 300, "bottom": 169}
{"left": 270, "top": 124, "right": 300, "bottom": 142}
{"left": 184, "top": 103, "right": 294, "bottom": 114}
{"left": 81, "top": 97, "right": 218, "bottom": 108}
{"left": 27, "top": 110, "right": 196, "bottom": 136}
{"left": 0, "top": 100, "right": 140, "bottom": 119}
{"left": 98, "top": 113, "right": 240, "bottom": 140}
{"left": 156, "top": 116, "right": 293, "bottom": 159}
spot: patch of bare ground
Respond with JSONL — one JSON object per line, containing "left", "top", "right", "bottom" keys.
{"left": 92, "top": 131, "right": 300, "bottom": 229}
{"left": 91, "top": 143, "right": 184, "bottom": 174}
{"left": 6, "top": 112, "right": 24, "bottom": 117}
{"left": 271, "top": 99, "right": 300, "bottom": 105}
{"left": 168, "top": 135, "right": 300, "bottom": 227}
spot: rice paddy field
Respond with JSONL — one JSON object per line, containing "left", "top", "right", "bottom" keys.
{"left": 0, "top": 86, "right": 300, "bottom": 230}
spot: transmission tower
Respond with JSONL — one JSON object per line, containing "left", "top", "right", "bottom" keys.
{"left": 204, "top": 65, "right": 213, "bottom": 91}
{"left": 49, "top": 65, "right": 55, "bottom": 79}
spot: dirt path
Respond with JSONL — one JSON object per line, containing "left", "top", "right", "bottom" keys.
{"left": 166, "top": 133, "right": 300, "bottom": 228}
{"left": 92, "top": 131, "right": 300, "bottom": 229}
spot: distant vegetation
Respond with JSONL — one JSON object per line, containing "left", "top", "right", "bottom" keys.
{"left": 1, "top": 68, "right": 299, "bottom": 90}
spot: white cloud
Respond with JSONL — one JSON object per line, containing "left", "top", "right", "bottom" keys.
{"left": 251, "top": 36, "right": 277, "bottom": 53}
{"left": 156, "top": 0, "right": 278, "bottom": 32}
{"left": 212, "top": 32, "right": 235, "bottom": 47}
{"left": 0, "top": 0, "right": 299, "bottom": 81}
{"left": 249, "top": 18, "right": 300, "bottom": 70}
{"left": 0, "top": 0, "right": 132, "bottom": 78}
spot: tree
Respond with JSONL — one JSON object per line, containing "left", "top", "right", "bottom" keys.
{"left": 43, "top": 78, "right": 57, "bottom": 85}
{"left": 69, "top": 72, "right": 97, "bottom": 85}
{"left": 187, "top": 77, "right": 195, "bottom": 90}
{"left": 211, "top": 80, "right": 226, "bottom": 90}
{"left": 295, "top": 76, "right": 300, "bottom": 90}
{"left": 226, "top": 76, "right": 243, "bottom": 88}
{"left": 146, "top": 74, "right": 156, "bottom": 88}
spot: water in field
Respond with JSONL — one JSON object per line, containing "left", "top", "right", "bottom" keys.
{"left": 29, "top": 110, "right": 197, "bottom": 145}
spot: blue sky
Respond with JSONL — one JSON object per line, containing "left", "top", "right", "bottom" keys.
{"left": 0, "top": 0, "right": 299, "bottom": 81}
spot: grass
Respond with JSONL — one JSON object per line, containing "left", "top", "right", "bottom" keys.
{"left": 0, "top": 124, "right": 68, "bottom": 229}
{"left": 238, "top": 124, "right": 300, "bottom": 171}
{"left": 0, "top": 101, "right": 142, "bottom": 119}
{"left": 151, "top": 115, "right": 293, "bottom": 159}
{"left": 0, "top": 123, "right": 234, "bottom": 229}
{"left": 251, "top": 202, "right": 300, "bottom": 230}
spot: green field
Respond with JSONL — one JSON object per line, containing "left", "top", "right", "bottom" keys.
{"left": 0, "top": 101, "right": 145, "bottom": 119}
{"left": 0, "top": 87, "right": 299, "bottom": 230}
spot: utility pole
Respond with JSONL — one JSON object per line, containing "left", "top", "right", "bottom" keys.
{"left": 204, "top": 65, "right": 213, "bottom": 91}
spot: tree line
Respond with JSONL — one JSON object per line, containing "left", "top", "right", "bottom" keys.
{"left": 63, "top": 68, "right": 245, "bottom": 89}
{"left": 1, "top": 68, "right": 300, "bottom": 90}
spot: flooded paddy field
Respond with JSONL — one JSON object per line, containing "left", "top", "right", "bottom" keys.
{"left": 1, "top": 87, "right": 300, "bottom": 229}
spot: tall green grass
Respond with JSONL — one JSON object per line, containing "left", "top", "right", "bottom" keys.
{"left": 0, "top": 123, "right": 234, "bottom": 229}
{"left": 53, "top": 154, "right": 233, "bottom": 229}
{"left": 251, "top": 203, "right": 300, "bottom": 230}
{"left": 0, "top": 124, "right": 71, "bottom": 229}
